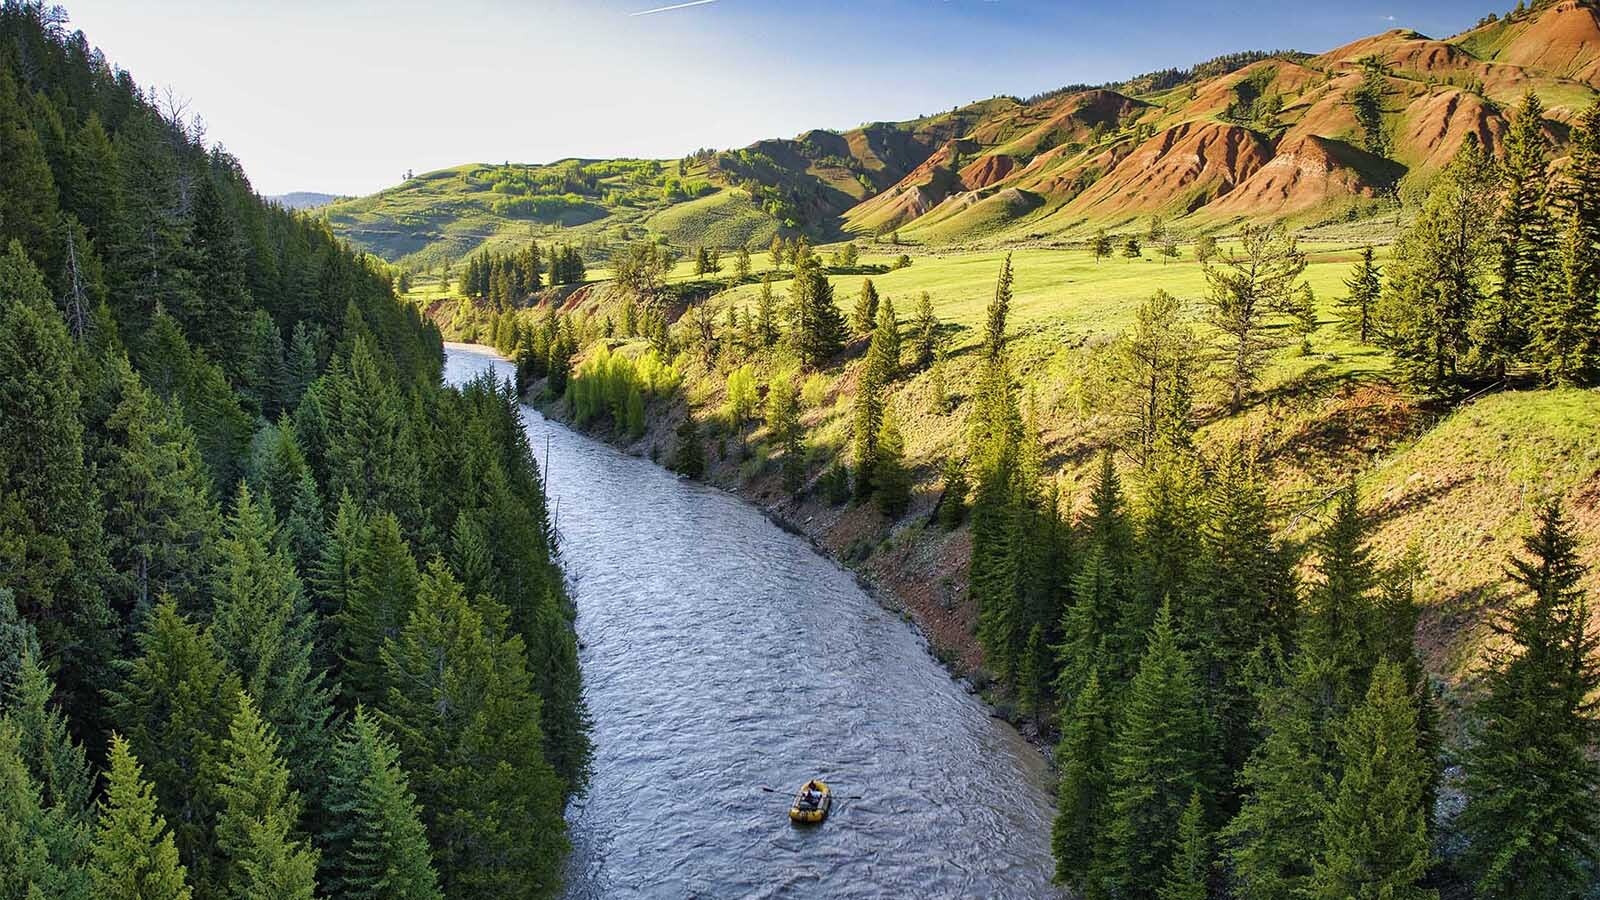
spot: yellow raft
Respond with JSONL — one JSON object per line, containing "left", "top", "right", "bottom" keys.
{"left": 788, "top": 780, "right": 831, "bottom": 824}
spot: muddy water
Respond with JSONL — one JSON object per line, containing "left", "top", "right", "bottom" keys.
{"left": 444, "top": 344, "right": 1061, "bottom": 899}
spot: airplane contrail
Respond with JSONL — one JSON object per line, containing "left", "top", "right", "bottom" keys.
{"left": 630, "top": 0, "right": 718, "bottom": 15}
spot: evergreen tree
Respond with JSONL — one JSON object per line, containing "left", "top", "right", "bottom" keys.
{"left": 94, "top": 352, "right": 221, "bottom": 624}
{"left": 1052, "top": 671, "right": 1111, "bottom": 897}
{"left": 1302, "top": 484, "right": 1382, "bottom": 709}
{"left": 0, "top": 241, "right": 114, "bottom": 739}
{"left": 1201, "top": 224, "right": 1307, "bottom": 410}
{"left": 89, "top": 735, "right": 192, "bottom": 900}
{"left": 912, "top": 291, "right": 941, "bottom": 368}
{"left": 1189, "top": 449, "right": 1295, "bottom": 784}
{"left": 209, "top": 484, "right": 332, "bottom": 796}
{"left": 5, "top": 650, "right": 95, "bottom": 823}
{"left": 1310, "top": 661, "right": 1436, "bottom": 900}
{"left": 337, "top": 510, "right": 418, "bottom": 708}
{"left": 1460, "top": 503, "right": 1600, "bottom": 899}
{"left": 1476, "top": 91, "right": 1549, "bottom": 381}
{"left": 183, "top": 172, "right": 251, "bottom": 365}
{"left": 764, "top": 371, "right": 805, "bottom": 494}
{"left": 755, "top": 274, "right": 779, "bottom": 347}
{"left": 109, "top": 599, "right": 241, "bottom": 892}
{"left": 851, "top": 316, "right": 890, "bottom": 499}
{"left": 0, "top": 718, "right": 88, "bottom": 900}
{"left": 0, "top": 590, "right": 39, "bottom": 701}
{"left": 1090, "top": 228, "right": 1112, "bottom": 263}
{"left": 785, "top": 254, "right": 845, "bottom": 369}
{"left": 1099, "top": 604, "right": 1208, "bottom": 900}
{"left": 377, "top": 562, "right": 567, "bottom": 898}
{"left": 872, "top": 409, "right": 911, "bottom": 517}
{"left": 1157, "top": 793, "right": 1210, "bottom": 900}
{"left": 1532, "top": 99, "right": 1600, "bottom": 384}
{"left": 1118, "top": 290, "right": 1196, "bottom": 465}
{"left": 1224, "top": 654, "right": 1335, "bottom": 898}
{"left": 1055, "top": 453, "right": 1134, "bottom": 705}
{"left": 310, "top": 492, "right": 365, "bottom": 661}
{"left": 851, "top": 278, "right": 879, "bottom": 336}
{"left": 1377, "top": 138, "right": 1496, "bottom": 393}
{"left": 321, "top": 707, "right": 441, "bottom": 900}
{"left": 670, "top": 414, "right": 706, "bottom": 479}
{"left": 1338, "top": 245, "right": 1381, "bottom": 344}
{"left": 0, "top": 68, "right": 59, "bottom": 263}
{"left": 214, "top": 695, "right": 318, "bottom": 900}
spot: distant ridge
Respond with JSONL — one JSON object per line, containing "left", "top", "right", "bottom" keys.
{"left": 269, "top": 191, "right": 344, "bottom": 211}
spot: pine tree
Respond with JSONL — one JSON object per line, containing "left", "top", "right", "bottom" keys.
{"left": 1118, "top": 290, "right": 1197, "bottom": 466}
{"left": 1338, "top": 245, "right": 1381, "bottom": 343}
{"left": 1376, "top": 138, "right": 1495, "bottom": 393}
{"left": 183, "top": 172, "right": 251, "bottom": 365}
{"left": 0, "top": 709, "right": 91, "bottom": 900}
{"left": 765, "top": 370, "right": 806, "bottom": 494}
{"left": 1052, "top": 671, "right": 1111, "bottom": 897}
{"left": 0, "top": 68, "right": 59, "bottom": 262}
{"left": 1090, "top": 228, "right": 1112, "bottom": 263}
{"left": 872, "top": 408, "right": 911, "bottom": 517}
{"left": 667, "top": 411, "right": 703, "bottom": 478}
{"left": 321, "top": 707, "right": 441, "bottom": 900}
{"left": 209, "top": 484, "right": 332, "bottom": 797}
{"left": 323, "top": 335, "right": 424, "bottom": 536}
{"left": 214, "top": 695, "right": 319, "bottom": 900}
{"left": 1224, "top": 654, "right": 1335, "bottom": 899}
{"left": 94, "top": 352, "right": 221, "bottom": 624}
{"left": 1476, "top": 91, "right": 1549, "bottom": 381}
{"left": 912, "top": 291, "right": 941, "bottom": 368}
{"left": 851, "top": 278, "right": 880, "bottom": 336}
{"left": 1531, "top": 99, "right": 1600, "bottom": 384}
{"left": 755, "top": 274, "right": 779, "bottom": 347}
{"left": 0, "top": 590, "right": 39, "bottom": 700}
{"left": 89, "top": 735, "right": 192, "bottom": 900}
{"left": 109, "top": 599, "right": 241, "bottom": 892}
{"left": 0, "top": 240, "right": 114, "bottom": 740}
{"left": 1301, "top": 484, "right": 1382, "bottom": 711}
{"left": 377, "top": 562, "right": 567, "bottom": 897}
{"left": 969, "top": 256, "right": 1027, "bottom": 682}
{"left": 1310, "top": 661, "right": 1436, "bottom": 900}
{"left": 311, "top": 492, "right": 365, "bottom": 626}
{"left": 1100, "top": 604, "right": 1208, "bottom": 900}
{"left": 1055, "top": 453, "right": 1133, "bottom": 705}
{"left": 337, "top": 510, "right": 418, "bottom": 708}
{"left": 785, "top": 254, "right": 845, "bottom": 369}
{"left": 1157, "top": 793, "right": 1210, "bottom": 900}
{"left": 1460, "top": 503, "right": 1600, "bottom": 899}
{"left": 851, "top": 313, "right": 891, "bottom": 499}
{"left": 5, "top": 649, "right": 95, "bottom": 823}
{"left": 1189, "top": 449, "right": 1295, "bottom": 783}
{"left": 1202, "top": 224, "right": 1307, "bottom": 410}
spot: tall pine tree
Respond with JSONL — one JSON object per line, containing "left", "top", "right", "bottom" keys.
{"left": 1460, "top": 503, "right": 1600, "bottom": 899}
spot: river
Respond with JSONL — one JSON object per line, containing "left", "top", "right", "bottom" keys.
{"left": 443, "top": 344, "right": 1062, "bottom": 899}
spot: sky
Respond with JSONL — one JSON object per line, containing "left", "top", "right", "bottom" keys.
{"left": 62, "top": 0, "right": 1492, "bottom": 197}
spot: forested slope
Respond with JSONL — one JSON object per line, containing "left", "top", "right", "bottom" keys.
{"left": 0, "top": 4, "right": 585, "bottom": 898}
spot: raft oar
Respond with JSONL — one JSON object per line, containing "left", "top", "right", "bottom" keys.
{"left": 761, "top": 785, "right": 864, "bottom": 800}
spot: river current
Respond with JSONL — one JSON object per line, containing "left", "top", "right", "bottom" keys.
{"left": 443, "top": 344, "right": 1061, "bottom": 899}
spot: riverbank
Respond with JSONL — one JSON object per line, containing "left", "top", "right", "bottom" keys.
{"left": 477, "top": 345, "right": 1051, "bottom": 743}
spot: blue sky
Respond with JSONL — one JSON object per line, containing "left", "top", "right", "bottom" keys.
{"left": 62, "top": 0, "right": 1491, "bottom": 196}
